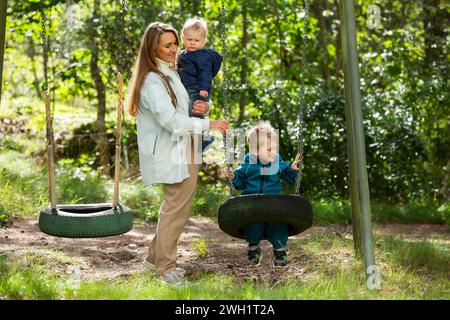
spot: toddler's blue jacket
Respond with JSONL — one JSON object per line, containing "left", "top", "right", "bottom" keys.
{"left": 177, "top": 48, "right": 223, "bottom": 93}
{"left": 232, "top": 154, "right": 298, "bottom": 195}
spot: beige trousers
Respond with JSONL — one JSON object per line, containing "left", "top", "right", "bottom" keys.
{"left": 147, "top": 136, "right": 200, "bottom": 276}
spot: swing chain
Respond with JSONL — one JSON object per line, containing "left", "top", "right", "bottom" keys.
{"left": 294, "top": 0, "right": 309, "bottom": 195}
{"left": 220, "top": 0, "right": 236, "bottom": 196}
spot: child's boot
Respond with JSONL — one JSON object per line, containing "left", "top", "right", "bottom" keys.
{"left": 273, "top": 249, "right": 288, "bottom": 267}
{"left": 247, "top": 245, "right": 262, "bottom": 266}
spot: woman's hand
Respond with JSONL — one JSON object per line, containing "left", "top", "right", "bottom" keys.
{"left": 209, "top": 120, "right": 229, "bottom": 135}
{"left": 220, "top": 167, "right": 235, "bottom": 180}
{"left": 291, "top": 153, "right": 301, "bottom": 171}
{"left": 227, "top": 167, "right": 235, "bottom": 180}
{"left": 192, "top": 100, "right": 210, "bottom": 117}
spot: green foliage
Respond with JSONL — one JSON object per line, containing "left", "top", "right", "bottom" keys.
{"left": 0, "top": 206, "right": 8, "bottom": 227}
{"left": 371, "top": 201, "right": 449, "bottom": 224}
{"left": 0, "top": 151, "right": 47, "bottom": 223}
{"left": 56, "top": 157, "right": 110, "bottom": 204}
{"left": 60, "top": 120, "right": 138, "bottom": 173}
{"left": 119, "top": 182, "right": 163, "bottom": 222}
{"left": 2, "top": 0, "right": 449, "bottom": 205}
{"left": 312, "top": 199, "right": 352, "bottom": 225}
{"left": 191, "top": 237, "right": 209, "bottom": 258}
{"left": 191, "top": 182, "right": 228, "bottom": 217}
{"left": 312, "top": 199, "right": 449, "bottom": 225}
{"left": 301, "top": 95, "right": 348, "bottom": 198}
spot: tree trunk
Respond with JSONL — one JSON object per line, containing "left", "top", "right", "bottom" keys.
{"left": 237, "top": 3, "right": 248, "bottom": 125}
{"left": 90, "top": 0, "right": 109, "bottom": 175}
{"left": 312, "top": 0, "right": 332, "bottom": 93}
{"left": 334, "top": 0, "right": 342, "bottom": 90}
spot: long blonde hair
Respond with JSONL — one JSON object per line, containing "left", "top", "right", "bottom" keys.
{"left": 126, "top": 22, "right": 179, "bottom": 117}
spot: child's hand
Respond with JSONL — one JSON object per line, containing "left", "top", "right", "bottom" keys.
{"left": 291, "top": 153, "right": 301, "bottom": 171}
{"left": 199, "top": 90, "right": 208, "bottom": 98}
{"left": 226, "top": 167, "right": 235, "bottom": 180}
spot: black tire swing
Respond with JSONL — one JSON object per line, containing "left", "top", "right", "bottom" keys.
{"left": 38, "top": 0, "right": 133, "bottom": 238}
{"left": 217, "top": 0, "right": 313, "bottom": 239}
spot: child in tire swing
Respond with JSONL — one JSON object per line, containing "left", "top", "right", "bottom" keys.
{"left": 227, "top": 122, "right": 301, "bottom": 267}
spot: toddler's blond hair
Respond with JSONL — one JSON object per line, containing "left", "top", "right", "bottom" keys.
{"left": 247, "top": 121, "right": 279, "bottom": 154}
{"left": 181, "top": 17, "right": 208, "bottom": 42}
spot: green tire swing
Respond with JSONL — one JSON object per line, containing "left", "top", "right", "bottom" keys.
{"left": 217, "top": 0, "right": 313, "bottom": 239}
{"left": 38, "top": 0, "right": 133, "bottom": 238}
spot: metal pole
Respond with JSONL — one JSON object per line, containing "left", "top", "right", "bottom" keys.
{"left": 0, "top": 0, "right": 8, "bottom": 103}
{"left": 340, "top": 0, "right": 376, "bottom": 280}
{"left": 339, "top": 0, "right": 362, "bottom": 255}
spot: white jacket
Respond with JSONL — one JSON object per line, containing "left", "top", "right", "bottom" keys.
{"left": 136, "top": 59, "right": 210, "bottom": 185}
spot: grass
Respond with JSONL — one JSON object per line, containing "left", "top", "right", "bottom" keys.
{"left": 0, "top": 253, "right": 59, "bottom": 300}
{"left": 376, "top": 236, "right": 449, "bottom": 275}
{"left": 191, "top": 237, "right": 209, "bottom": 258}
{"left": 118, "top": 179, "right": 163, "bottom": 222}
{"left": 0, "top": 151, "right": 48, "bottom": 222}
{"left": 0, "top": 233, "right": 448, "bottom": 299}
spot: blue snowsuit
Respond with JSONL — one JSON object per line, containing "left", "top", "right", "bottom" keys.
{"left": 232, "top": 153, "right": 298, "bottom": 249}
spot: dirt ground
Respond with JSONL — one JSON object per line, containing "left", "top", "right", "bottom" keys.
{"left": 0, "top": 217, "right": 448, "bottom": 284}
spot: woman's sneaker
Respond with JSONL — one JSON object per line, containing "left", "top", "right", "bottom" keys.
{"left": 162, "top": 269, "right": 184, "bottom": 286}
{"left": 144, "top": 259, "right": 186, "bottom": 277}
{"left": 273, "top": 249, "right": 288, "bottom": 267}
{"left": 247, "top": 246, "right": 262, "bottom": 266}
{"left": 143, "top": 259, "right": 155, "bottom": 271}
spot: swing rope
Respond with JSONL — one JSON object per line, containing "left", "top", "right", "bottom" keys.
{"left": 113, "top": 0, "right": 127, "bottom": 208}
{"left": 39, "top": 0, "right": 57, "bottom": 211}
{"left": 40, "top": 0, "right": 127, "bottom": 209}
{"left": 219, "top": 0, "right": 309, "bottom": 196}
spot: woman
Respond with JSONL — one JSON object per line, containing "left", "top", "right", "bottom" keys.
{"left": 126, "top": 22, "right": 228, "bottom": 285}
